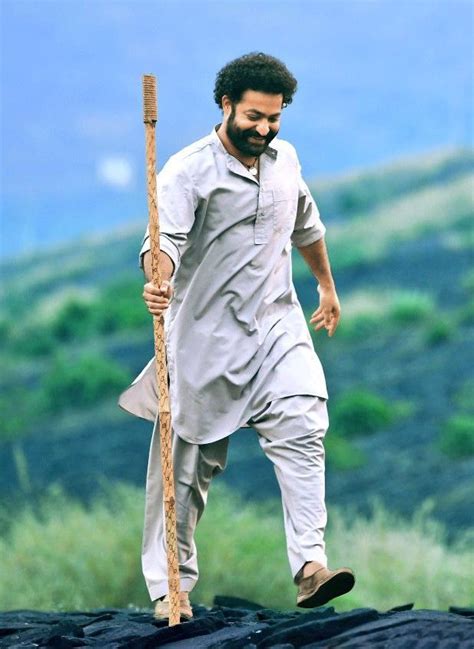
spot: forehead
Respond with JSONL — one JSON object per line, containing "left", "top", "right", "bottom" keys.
{"left": 237, "top": 90, "right": 283, "bottom": 114}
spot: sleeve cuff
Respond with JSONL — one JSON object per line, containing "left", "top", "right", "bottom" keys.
{"left": 291, "top": 223, "right": 326, "bottom": 248}
{"left": 138, "top": 235, "right": 150, "bottom": 270}
{"left": 159, "top": 235, "right": 180, "bottom": 274}
{"left": 138, "top": 233, "right": 179, "bottom": 274}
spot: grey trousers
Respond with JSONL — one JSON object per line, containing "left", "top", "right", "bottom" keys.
{"left": 142, "top": 395, "right": 329, "bottom": 601}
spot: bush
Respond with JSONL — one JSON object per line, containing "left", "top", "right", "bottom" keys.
{"left": 50, "top": 297, "right": 97, "bottom": 342}
{"left": 94, "top": 276, "right": 150, "bottom": 333}
{"left": 8, "top": 277, "right": 150, "bottom": 357}
{"left": 389, "top": 292, "right": 435, "bottom": 324}
{"left": 454, "top": 380, "right": 474, "bottom": 413}
{"left": 324, "top": 432, "right": 367, "bottom": 470}
{"left": 438, "top": 415, "right": 474, "bottom": 459}
{"left": 336, "top": 313, "right": 381, "bottom": 341}
{"left": 423, "top": 318, "right": 453, "bottom": 346}
{"left": 457, "top": 299, "right": 474, "bottom": 326}
{"left": 10, "top": 324, "right": 56, "bottom": 357}
{"left": 0, "top": 318, "right": 10, "bottom": 345}
{"left": 330, "top": 389, "right": 394, "bottom": 437}
{"left": 0, "top": 388, "right": 47, "bottom": 443}
{"left": 40, "top": 352, "right": 130, "bottom": 413}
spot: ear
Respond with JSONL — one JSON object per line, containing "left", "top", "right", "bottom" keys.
{"left": 221, "top": 95, "right": 233, "bottom": 118}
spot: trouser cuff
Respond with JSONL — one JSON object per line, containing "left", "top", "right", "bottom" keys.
{"left": 148, "top": 577, "right": 198, "bottom": 602}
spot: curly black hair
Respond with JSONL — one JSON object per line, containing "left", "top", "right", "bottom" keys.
{"left": 213, "top": 52, "right": 298, "bottom": 108}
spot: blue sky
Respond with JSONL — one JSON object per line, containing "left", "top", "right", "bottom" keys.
{"left": 1, "top": 0, "right": 472, "bottom": 257}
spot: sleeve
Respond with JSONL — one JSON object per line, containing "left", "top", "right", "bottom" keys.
{"left": 138, "top": 158, "right": 198, "bottom": 274}
{"left": 291, "top": 156, "right": 326, "bottom": 248}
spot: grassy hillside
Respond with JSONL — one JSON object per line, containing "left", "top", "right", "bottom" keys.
{"left": 0, "top": 147, "right": 472, "bottom": 535}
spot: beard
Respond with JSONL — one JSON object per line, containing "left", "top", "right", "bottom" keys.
{"left": 225, "top": 106, "right": 278, "bottom": 157}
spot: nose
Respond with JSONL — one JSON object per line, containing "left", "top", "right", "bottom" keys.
{"left": 256, "top": 121, "right": 270, "bottom": 136}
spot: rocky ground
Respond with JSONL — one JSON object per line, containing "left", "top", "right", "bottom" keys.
{"left": 1, "top": 598, "right": 472, "bottom": 648}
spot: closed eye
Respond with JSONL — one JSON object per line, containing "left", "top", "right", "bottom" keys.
{"left": 246, "top": 112, "right": 281, "bottom": 123}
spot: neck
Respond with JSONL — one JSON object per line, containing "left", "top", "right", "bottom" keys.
{"left": 216, "top": 123, "right": 256, "bottom": 166}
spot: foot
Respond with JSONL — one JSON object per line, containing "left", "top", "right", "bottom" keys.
{"left": 153, "top": 592, "right": 193, "bottom": 621}
{"left": 296, "top": 561, "right": 355, "bottom": 608}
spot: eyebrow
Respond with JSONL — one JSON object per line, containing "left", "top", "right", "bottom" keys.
{"left": 244, "top": 109, "right": 282, "bottom": 118}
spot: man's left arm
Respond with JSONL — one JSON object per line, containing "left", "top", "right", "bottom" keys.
{"left": 297, "top": 237, "right": 341, "bottom": 337}
{"left": 288, "top": 146, "right": 341, "bottom": 336}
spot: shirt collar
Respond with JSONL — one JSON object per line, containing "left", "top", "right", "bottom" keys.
{"left": 210, "top": 124, "right": 278, "bottom": 160}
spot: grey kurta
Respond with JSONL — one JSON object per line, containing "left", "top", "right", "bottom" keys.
{"left": 118, "top": 126, "right": 328, "bottom": 444}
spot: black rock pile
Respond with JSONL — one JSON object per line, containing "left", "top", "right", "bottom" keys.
{"left": 0, "top": 597, "right": 472, "bottom": 648}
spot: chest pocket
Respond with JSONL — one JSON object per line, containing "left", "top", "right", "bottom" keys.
{"left": 272, "top": 188, "right": 298, "bottom": 234}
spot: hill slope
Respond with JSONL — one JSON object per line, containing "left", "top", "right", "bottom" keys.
{"left": 0, "top": 147, "right": 473, "bottom": 534}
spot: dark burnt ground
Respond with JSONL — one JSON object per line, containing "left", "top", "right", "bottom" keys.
{"left": 1, "top": 598, "right": 472, "bottom": 648}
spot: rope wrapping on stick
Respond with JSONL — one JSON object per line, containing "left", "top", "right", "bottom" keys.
{"left": 142, "top": 74, "right": 181, "bottom": 627}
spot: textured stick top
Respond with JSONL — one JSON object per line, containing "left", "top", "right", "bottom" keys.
{"left": 143, "top": 74, "right": 157, "bottom": 123}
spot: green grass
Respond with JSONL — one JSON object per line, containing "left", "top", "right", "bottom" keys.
{"left": 0, "top": 482, "right": 472, "bottom": 613}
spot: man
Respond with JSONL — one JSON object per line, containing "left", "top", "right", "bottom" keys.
{"left": 119, "top": 52, "right": 355, "bottom": 621}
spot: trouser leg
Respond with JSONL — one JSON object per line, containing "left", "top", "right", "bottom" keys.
{"left": 141, "top": 415, "right": 229, "bottom": 602}
{"left": 249, "top": 395, "right": 329, "bottom": 581}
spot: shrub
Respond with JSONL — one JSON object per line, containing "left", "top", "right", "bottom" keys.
{"left": 457, "top": 299, "right": 474, "bottom": 326}
{"left": 10, "top": 324, "right": 56, "bottom": 357}
{"left": 0, "top": 318, "right": 10, "bottom": 345}
{"left": 0, "top": 393, "right": 34, "bottom": 442}
{"left": 389, "top": 292, "right": 435, "bottom": 324}
{"left": 438, "top": 415, "right": 474, "bottom": 459}
{"left": 336, "top": 313, "right": 380, "bottom": 341}
{"left": 324, "top": 432, "right": 366, "bottom": 470}
{"left": 461, "top": 269, "right": 474, "bottom": 293}
{"left": 454, "top": 380, "right": 474, "bottom": 413}
{"left": 40, "top": 352, "right": 129, "bottom": 413}
{"left": 94, "top": 276, "right": 150, "bottom": 333}
{"left": 423, "top": 318, "right": 453, "bottom": 346}
{"left": 330, "top": 389, "right": 395, "bottom": 437}
{"left": 50, "top": 298, "right": 96, "bottom": 342}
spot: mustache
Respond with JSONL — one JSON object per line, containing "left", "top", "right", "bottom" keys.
{"left": 243, "top": 129, "right": 275, "bottom": 142}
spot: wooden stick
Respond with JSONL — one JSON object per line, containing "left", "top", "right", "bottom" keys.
{"left": 142, "top": 74, "right": 180, "bottom": 627}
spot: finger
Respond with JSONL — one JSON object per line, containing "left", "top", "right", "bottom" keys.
{"left": 326, "top": 314, "right": 340, "bottom": 337}
{"left": 310, "top": 307, "right": 324, "bottom": 319}
{"left": 148, "top": 306, "right": 167, "bottom": 316}
{"left": 146, "top": 301, "right": 170, "bottom": 313}
{"left": 324, "top": 309, "right": 333, "bottom": 324}
{"left": 144, "top": 282, "right": 171, "bottom": 298}
{"left": 313, "top": 320, "right": 326, "bottom": 331}
{"left": 145, "top": 294, "right": 170, "bottom": 306}
{"left": 144, "top": 282, "right": 163, "bottom": 295}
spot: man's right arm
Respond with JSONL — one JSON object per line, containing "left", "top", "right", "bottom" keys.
{"left": 140, "top": 157, "right": 198, "bottom": 316}
{"left": 142, "top": 249, "right": 174, "bottom": 284}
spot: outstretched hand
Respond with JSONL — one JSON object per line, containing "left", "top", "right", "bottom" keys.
{"left": 143, "top": 280, "right": 174, "bottom": 316}
{"left": 309, "top": 286, "right": 341, "bottom": 337}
